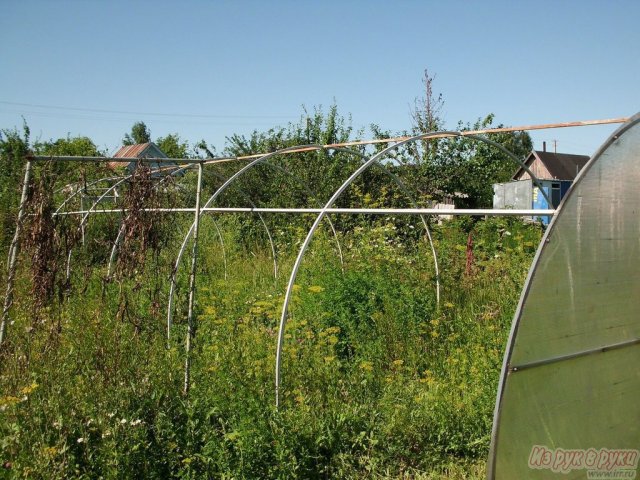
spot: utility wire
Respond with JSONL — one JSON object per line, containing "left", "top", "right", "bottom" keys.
{"left": 0, "top": 100, "right": 296, "bottom": 120}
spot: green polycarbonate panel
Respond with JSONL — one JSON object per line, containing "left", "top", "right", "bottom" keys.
{"left": 495, "top": 344, "right": 640, "bottom": 479}
{"left": 511, "top": 122, "right": 640, "bottom": 366}
{"left": 490, "top": 116, "right": 640, "bottom": 479}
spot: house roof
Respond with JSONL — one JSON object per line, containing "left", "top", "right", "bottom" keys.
{"left": 113, "top": 143, "right": 155, "bottom": 158}
{"left": 108, "top": 142, "right": 168, "bottom": 170}
{"left": 513, "top": 150, "right": 590, "bottom": 181}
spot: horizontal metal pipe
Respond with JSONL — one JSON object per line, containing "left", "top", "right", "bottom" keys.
{"left": 53, "top": 207, "right": 555, "bottom": 216}
{"left": 28, "top": 155, "right": 208, "bottom": 164}
{"left": 509, "top": 337, "right": 640, "bottom": 373}
{"left": 26, "top": 117, "right": 628, "bottom": 166}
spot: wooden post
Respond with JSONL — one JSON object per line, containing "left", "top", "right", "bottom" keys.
{"left": 183, "top": 162, "right": 203, "bottom": 395}
{"left": 1, "top": 160, "right": 33, "bottom": 346}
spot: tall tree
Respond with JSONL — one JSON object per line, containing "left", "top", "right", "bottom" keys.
{"left": 397, "top": 70, "right": 533, "bottom": 207}
{"left": 123, "top": 121, "right": 151, "bottom": 145}
{"left": 410, "top": 69, "right": 445, "bottom": 165}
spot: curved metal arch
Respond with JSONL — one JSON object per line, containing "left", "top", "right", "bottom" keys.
{"left": 65, "top": 165, "right": 186, "bottom": 281}
{"left": 166, "top": 144, "right": 358, "bottom": 339}
{"left": 366, "top": 164, "right": 441, "bottom": 305}
{"left": 204, "top": 167, "right": 277, "bottom": 278}
{"left": 165, "top": 161, "right": 303, "bottom": 341}
{"left": 488, "top": 114, "right": 640, "bottom": 478}
{"left": 165, "top": 143, "right": 442, "bottom": 340}
{"left": 54, "top": 175, "right": 125, "bottom": 215}
{"left": 209, "top": 218, "right": 228, "bottom": 281}
{"left": 265, "top": 154, "right": 440, "bottom": 286}
{"left": 105, "top": 164, "right": 199, "bottom": 278}
{"left": 274, "top": 130, "right": 552, "bottom": 407}
{"left": 257, "top": 161, "right": 345, "bottom": 271}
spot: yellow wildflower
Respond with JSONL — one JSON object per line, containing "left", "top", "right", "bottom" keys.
{"left": 359, "top": 361, "right": 374, "bottom": 372}
{"left": 20, "top": 382, "right": 38, "bottom": 395}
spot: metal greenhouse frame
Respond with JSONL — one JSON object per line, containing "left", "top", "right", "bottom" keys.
{"left": 0, "top": 116, "right": 635, "bottom": 479}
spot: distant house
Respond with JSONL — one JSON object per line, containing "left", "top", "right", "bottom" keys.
{"left": 108, "top": 142, "right": 177, "bottom": 174}
{"left": 493, "top": 147, "right": 590, "bottom": 225}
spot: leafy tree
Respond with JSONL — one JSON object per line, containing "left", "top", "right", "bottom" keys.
{"left": 395, "top": 71, "right": 533, "bottom": 207}
{"left": 222, "top": 104, "right": 361, "bottom": 206}
{"left": 194, "top": 140, "right": 216, "bottom": 158}
{"left": 34, "top": 134, "right": 103, "bottom": 157}
{"left": 156, "top": 133, "right": 190, "bottom": 159}
{"left": 31, "top": 134, "right": 107, "bottom": 181}
{"left": 123, "top": 121, "right": 151, "bottom": 145}
{"left": 433, "top": 115, "right": 533, "bottom": 207}
{"left": 211, "top": 104, "right": 369, "bottom": 244}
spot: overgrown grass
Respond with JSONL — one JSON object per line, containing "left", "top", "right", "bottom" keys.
{"left": 0, "top": 216, "right": 542, "bottom": 479}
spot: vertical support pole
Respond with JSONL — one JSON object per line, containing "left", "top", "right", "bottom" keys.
{"left": 183, "top": 162, "right": 203, "bottom": 396}
{"left": 0, "top": 160, "right": 33, "bottom": 346}
{"left": 80, "top": 195, "right": 85, "bottom": 245}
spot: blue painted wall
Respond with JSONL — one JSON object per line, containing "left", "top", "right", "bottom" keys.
{"left": 532, "top": 182, "right": 550, "bottom": 225}
{"left": 532, "top": 180, "right": 574, "bottom": 225}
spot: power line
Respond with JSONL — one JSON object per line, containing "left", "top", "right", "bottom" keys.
{"left": 0, "top": 100, "right": 296, "bottom": 120}
{"left": 0, "top": 107, "right": 285, "bottom": 127}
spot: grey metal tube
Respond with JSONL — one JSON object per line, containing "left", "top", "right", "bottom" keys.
{"left": 54, "top": 207, "right": 555, "bottom": 216}
{"left": 273, "top": 130, "right": 550, "bottom": 408}
{"left": 1, "top": 160, "right": 33, "bottom": 346}
{"left": 205, "top": 168, "right": 278, "bottom": 279}
{"left": 29, "top": 155, "right": 209, "bottom": 164}
{"left": 183, "top": 163, "right": 203, "bottom": 395}
{"left": 66, "top": 165, "right": 184, "bottom": 282}
{"left": 106, "top": 165, "right": 196, "bottom": 278}
{"left": 166, "top": 144, "right": 324, "bottom": 341}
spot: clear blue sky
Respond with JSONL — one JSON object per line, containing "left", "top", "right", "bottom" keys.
{"left": 1, "top": 0, "right": 638, "bottom": 157}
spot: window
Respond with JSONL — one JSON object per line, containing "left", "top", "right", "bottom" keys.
{"left": 551, "top": 182, "right": 561, "bottom": 208}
